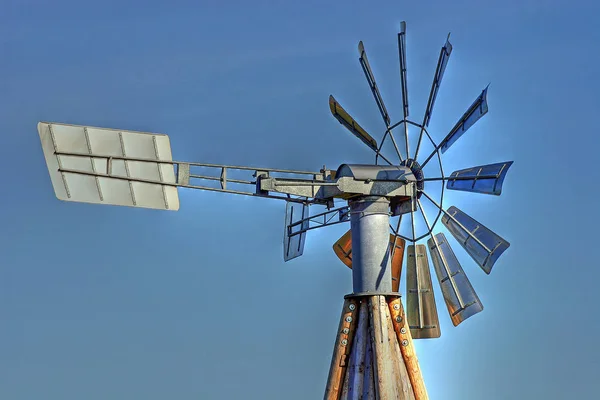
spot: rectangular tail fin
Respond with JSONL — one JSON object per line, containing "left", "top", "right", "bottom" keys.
{"left": 38, "top": 122, "right": 179, "bottom": 210}
{"left": 283, "top": 202, "right": 309, "bottom": 261}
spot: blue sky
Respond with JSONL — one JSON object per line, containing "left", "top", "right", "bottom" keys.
{"left": 2, "top": 1, "right": 600, "bottom": 399}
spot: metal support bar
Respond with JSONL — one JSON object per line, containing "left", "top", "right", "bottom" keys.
{"left": 287, "top": 206, "right": 350, "bottom": 237}
{"left": 189, "top": 174, "right": 251, "bottom": 185}
{"left": 58, "top": 167, "right": 323, "bottom": 205}
{"left": 421, "top": 174, "right": 500, "bottom": 182}
{"left": 54, "top": 151, "right": 321, "bottom": 175}
{"left": 419, "top": 145, "right": 440, "bottom": 169}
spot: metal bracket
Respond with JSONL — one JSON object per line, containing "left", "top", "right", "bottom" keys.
{"left": 286, "top": 205, "right": 350, "bottom": 238}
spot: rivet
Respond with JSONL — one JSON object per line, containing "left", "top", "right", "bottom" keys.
{"left": 400, "top": 327, "right": 407, "bottom": 334}
{"left": 402, "top": 339, "right": 409, "bottom": 346}
{"left": 393, "top": 304, "right": 400, "bottom": 310}
{"left": 349, "top": 304, "right": 356, "bottom": 311}
{"left": 341, "top": 339, "right": 348, "bottom": 346}
{"left": 342, "top": 328, "right": 349, "bottom": 334}
{"left": 346, "top": 316, "right": 353, "bottom": 323}
{"left": 396, "top": 316, "right": 403, "bottom": 323}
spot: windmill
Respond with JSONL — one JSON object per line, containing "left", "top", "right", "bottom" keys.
{"left": 37, "top": 21, "right": 512, "bottom": 400}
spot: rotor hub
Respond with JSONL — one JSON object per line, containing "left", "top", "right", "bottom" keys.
{"left": 401, "top": 158, "right": 424, "bottom": 197}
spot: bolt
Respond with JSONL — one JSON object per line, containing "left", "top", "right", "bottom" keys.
{"left": 342, "top": 328, "right": 349, "bottom": 334}
{"left": 349, "top": 304, "right": 356, "bottom": 311}
{"left": 393, "top": 304, "right": 400, "bottom": 310}
{"left": 346, "top": 316, "right": 353, "bottom": 323}
{"left": 341, "top": 339, "right": 348, "bottom": 346}
{"left": 400, "top": 327, "right": 407, "bottom": 334}
{"left": 396, "top": 316, "right": 403, "bottom": 323}
{"left": 402, "top": 339, "right": 408, "bottom": 347}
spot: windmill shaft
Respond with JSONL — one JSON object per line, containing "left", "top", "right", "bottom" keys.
{"left": 349, "top": 196, "right": 393, "bottom": 293}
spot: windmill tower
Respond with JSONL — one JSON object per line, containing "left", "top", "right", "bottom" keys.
{"left": 37, "top": 21, "right": 512, "bottom": 399}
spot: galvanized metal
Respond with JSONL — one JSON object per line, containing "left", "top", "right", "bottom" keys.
{"left": 442, "top": 206, "right": 511, "bottom": 274}
{"left": 260, "top": 174, "right": 414, "bottom": 199}
{"left": 358, "top": 40, "right": 406, "bottom": 165}
{"left": 398, "top": 21, "right": 409, "bottom": 120}
{"left": 388, "top": 122, "right": 447, "bottom": 243}
{"left": 336, "top": 164, "right": 413, "bottom": 181}
{"left": 406, "top": 245, "right": 441, "bottom": 339}
{"left": 446, "top": 161, "right": 514, "bottom": 195}
{"left": 414, "top": 33, "right": 452, "bottom": 160}
{"left": 348, "top": 196, "right": 392, "bottom": 294}
{"left": 398, "top": 21, "right": 411, "bottom": 160}
{"left": 283, "top": 202, "right": 309, "bottom": 261}
{"left": 427, "top": 233, "right": 483, "bottom": 326}
{"left": 421, "top": 85, "right": 490, "bottom": 168}
{"left": 38, "top": 121, "right": 180, "bottom": 211}
{"left": 358, "top": 41, "right": 391, "bottom": 127}
{"left": 441, "top": 85, "right": 490, "bottom": 154}
{"left": 287, "top": 206, "right": 350, "bottom": 238}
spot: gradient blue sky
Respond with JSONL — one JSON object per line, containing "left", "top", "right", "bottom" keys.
{"left": 2, "top": 1, "right": 600, "bottom": 399}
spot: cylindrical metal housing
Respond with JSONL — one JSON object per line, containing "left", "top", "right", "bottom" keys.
{"left": 349, "top": 196, "right": 392, "bottom": 293}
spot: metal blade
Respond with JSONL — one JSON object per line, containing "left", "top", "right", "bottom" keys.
{"left": 333, "top": 230, "right": 405, "bottom": 292}
{"left": 329, "top": 95, "right": 379, "bottom": 152}
{"left": 439, "top": 86, "right": 489, "bottom": 154}
{"left": 422, "top": 35, "right": 452, "bottom": 128}
{"left": 358, "top": 41, "right": 390, "bottom": 127}
{"left": 398, "top": 21, "right": 409, "bottom": 119}
{"left": 414, "top": 34, "right": 452, "bottom": 160}
{"left": 406, "top": 244, "right": 441, "bottom": 339}
{"left": 442, "top": 206, "right": 510, "bottom": 274}
{"left": 427, "top": 233, "right": 483, "bottom": 326}
{"left": 389, "top": 235, "right": 406, "bottom": 292}
{"left": 447, "top": 161, "right": 514, "bottom": 195}
{"left": 333, "top": 229, "right": 353, "bottom": 268}
{"left": 283, "top": 202, "right": 309, "bottom": 261}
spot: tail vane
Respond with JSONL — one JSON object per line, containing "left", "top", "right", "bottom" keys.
{"left": 38, "top": 122, "right": 180, "bottom": 211}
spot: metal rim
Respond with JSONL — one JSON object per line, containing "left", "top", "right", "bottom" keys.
{"left": 376, "top": 119, "right": 445, "bottom": 244}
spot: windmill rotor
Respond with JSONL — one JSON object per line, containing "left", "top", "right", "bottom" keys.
{"left": 327, "top": 21, "right": 512, "bottom": 339}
